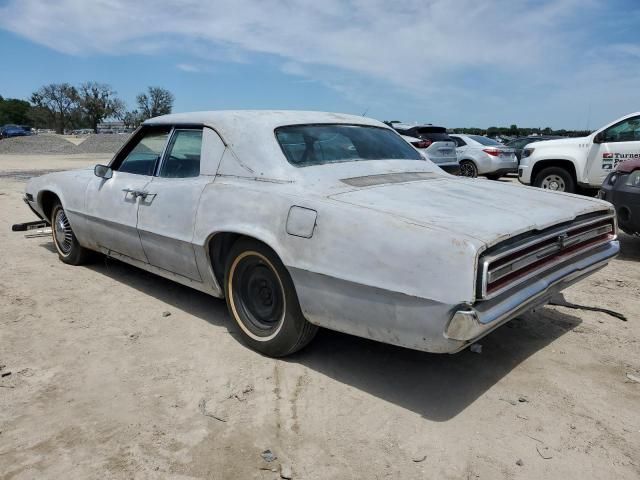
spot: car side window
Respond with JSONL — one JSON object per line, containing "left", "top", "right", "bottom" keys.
{"left": 159, "top": 129, "right": 203, "bottom": 178}
{"left": 603, "top": 116, "right": 640, "bottom": 143}
{"left": 453, "top": 137, "right": 466, "bottom": 147}
{"left": 118, "top": 129, "right": 170, "bottom": 175}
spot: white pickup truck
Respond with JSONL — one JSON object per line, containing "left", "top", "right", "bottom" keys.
{"left": 518, "top": 112, "right": 640, "bottom": 193}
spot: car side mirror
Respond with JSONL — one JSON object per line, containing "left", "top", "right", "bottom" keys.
{"left": 593, "top": 132, "right": 604, "bottom": 144}
{"left": 94, "top": 164, "right": 113, "bottom": 179}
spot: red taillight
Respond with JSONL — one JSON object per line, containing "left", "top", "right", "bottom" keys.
{"left": 482, "top": 148, "right": 501, "bottom": 156}
{"left": 412, "top": 140, "right": 432, "bottom": 149}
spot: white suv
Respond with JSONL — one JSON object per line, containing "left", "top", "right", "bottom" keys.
{"left": 519, "top": 112, "right": 640, "bottom": 193}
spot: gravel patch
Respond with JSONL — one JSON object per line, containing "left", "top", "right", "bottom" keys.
{"left": 0, "top": 169, "right": 65, "bottom": 181}
{"left": 76, "top": 134, "right": 131, "bottom": 154}
{"left": 0, "top": 135, "right": 78, "bottom": 155}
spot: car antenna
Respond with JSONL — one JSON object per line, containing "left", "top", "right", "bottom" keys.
{"left": 362, "top": 107, "right": 370, "bottom": 117}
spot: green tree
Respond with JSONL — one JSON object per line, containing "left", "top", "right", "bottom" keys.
{"left": 122, "top": 110, "right": 143, "bottom": 129}
{"left": 77, "top": 82, "right": 125, "bottom": 133}
{"left": 136, "top": 86, "right": 174, "bottom": 120}
{"left": 30, "top": 83, "right": 78, "bottom": 133}
{"left": 0, "top": 98, "right": 32, "bottom": 126}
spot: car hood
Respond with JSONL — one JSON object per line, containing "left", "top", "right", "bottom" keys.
{"left": 526, "top": 136, "right": 586, "bottom": 149}
{"left": 328, "top": 176, "right": 611, "bottom": 247}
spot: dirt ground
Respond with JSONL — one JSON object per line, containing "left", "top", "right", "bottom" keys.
{"left": 1, "top": 154, "right": 639, "bottom": 480}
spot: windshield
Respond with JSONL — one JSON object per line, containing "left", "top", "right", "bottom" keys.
{"left": 468, "top": 135, "right": 501, "bottom": 146}
{"left": 275, "top": 124, "right": 422, "bottom": 167}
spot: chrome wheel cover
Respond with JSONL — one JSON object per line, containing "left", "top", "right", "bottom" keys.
{"left": 541, "top": 174, "right": 565, "bottom": 191}
{"left": 53, "top": 208, "right": 73, "bottom": 256}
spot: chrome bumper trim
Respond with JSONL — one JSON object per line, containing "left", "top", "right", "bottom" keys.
{"left": 445, "top": 241, "right": 619, "bottom": 344}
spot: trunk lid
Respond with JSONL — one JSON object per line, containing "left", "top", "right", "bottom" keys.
{"left": 329, "top": 176, "right": 610, "bottom": 246}
{"left": 425, "top": 140, "right": 458, "bottom": 164}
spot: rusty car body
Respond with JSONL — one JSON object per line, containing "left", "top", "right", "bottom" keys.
{"left": 20, "top": 111, "right": 620, "bottom": 356}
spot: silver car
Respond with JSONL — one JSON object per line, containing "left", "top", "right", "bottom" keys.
{"left": 450, "top": 134, "right": 518, "bottom": 179}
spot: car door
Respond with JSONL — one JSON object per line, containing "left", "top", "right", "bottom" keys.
{"left": 84, "top": 126, "right": 171, "bottom": 262}
{"left": 587, "top": 115, "right": 640, "bottom": 186}
{"left": 136, "top": 127, "right": 224, "bottom": 280}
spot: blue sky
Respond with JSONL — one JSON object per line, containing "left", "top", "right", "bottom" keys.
{"left": 1, "top": 0, "right": 639, "bottom": 129}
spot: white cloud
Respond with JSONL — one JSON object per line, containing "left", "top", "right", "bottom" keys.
{"left": 0, "top": 0, "right": 638, "bottom": 127}
{"left": 0, "top": 0, "right": 588, "bottom": 85}
{"left": 176, "top": 63, "right": 200, "bottom": 73}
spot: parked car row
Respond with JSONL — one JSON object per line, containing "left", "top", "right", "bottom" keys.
{"left": 386, "top": 122, "right": 518, "bottom": 180}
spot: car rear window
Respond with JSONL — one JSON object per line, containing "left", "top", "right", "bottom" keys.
{"left": 468, "top": 135, "right": 501, "bottom": 146}
{"left": 275, "top": 124, "right": 422, "bottom": 167}
{"left": 395, "top": 126, "right": 451, "bottom": 142}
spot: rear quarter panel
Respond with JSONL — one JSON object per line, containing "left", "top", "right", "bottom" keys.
{"left": 192, "top": 179, "right": 481, "bottom": 305}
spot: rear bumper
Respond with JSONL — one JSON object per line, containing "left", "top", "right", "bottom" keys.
{"left": 486, "top": 167, "right": 517, "bottom": 177}
{"left": 291, "top": 240, "right": 619, "bottom": 354}
{"left": 445, "top": 240, "right": 619, "bottom": 349}
{"left": 475, "top": 154, "right": 518, "bottom": 175}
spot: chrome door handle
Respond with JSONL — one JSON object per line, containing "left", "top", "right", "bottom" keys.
{"left": 122, "top": 189, "right": 147, "bottom": 198}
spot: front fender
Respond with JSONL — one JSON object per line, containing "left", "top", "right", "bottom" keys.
{"left": 26, "top": 169, "right": 93, "bottom": 243}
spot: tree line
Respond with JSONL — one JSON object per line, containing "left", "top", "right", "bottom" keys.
{"left": 0, "top": 83, "right": 174, "bottom": 134}
{"left": 453, "top": 124, "right": 592, "bottom": 138}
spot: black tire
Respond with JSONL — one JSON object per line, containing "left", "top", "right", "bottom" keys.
{"left": 459, "top": 160, "right": 478, "bottom": 178}
{"left": 485, "top": 173, "right": 502, "bottom": 180}
{"left": 533, "top": 167, "right": 575, "bottom": 193}
{"left": 224, "top": 239, "right": 318, "bottom": 357}
{"left": 50, "top": 202, "right": 91, "bottom": 265}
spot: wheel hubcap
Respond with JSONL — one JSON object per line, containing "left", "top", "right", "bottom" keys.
{"left": 541, "top": 175, "right": 565, "bottom": 191}
{"left": 460, "top": 162, "right": 476, "bottom": 177}
{"left": 231, "top": 253, "right": 285, "bottom": 337}
{"left": 53, "top": 209, "right": 73, "bottom": 255}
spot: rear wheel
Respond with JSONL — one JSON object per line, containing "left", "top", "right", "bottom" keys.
{"left": 533, "top": 167, "right": 575, "bottom": 193}
{"left": 224, "top": 239, "right": 318, "bottom": 357}
{"left": 51, "top": 202, "right": 91, "bottom": 265}
{"left": 459, "top": 160, "right": 478, "bottom": 178}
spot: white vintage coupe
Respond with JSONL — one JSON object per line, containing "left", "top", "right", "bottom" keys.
{"left": 18, "top": 111, "right": 619, "bottom": 357}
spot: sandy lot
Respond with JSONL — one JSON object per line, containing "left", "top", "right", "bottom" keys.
{"left": 1, "top": 154, "right": 639, "bottom": 480}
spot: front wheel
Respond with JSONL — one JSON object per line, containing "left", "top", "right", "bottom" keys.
{"left": 51, "top": 202, "right": 92, "bottom": 265}
{"left": 533, "top": 167, "right": 575, "bottom": 193}
{"left": 224, "top": 239, "right": 318, "bottom": 357}
{"left": 459, "top": 160, "right": 478, "bottom": 178}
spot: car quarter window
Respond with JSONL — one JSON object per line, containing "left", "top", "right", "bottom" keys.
{"left": 117, "top": 128, "right": 171, "bottom": 175}
{"left": 603, "top": 116, "right": 640, "bottom": 143}
{"left": 159, "top": 129, "right": 203, "bottom": 178}
{"left": 453, "top": 136, "right": 466, "bottom": 147}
